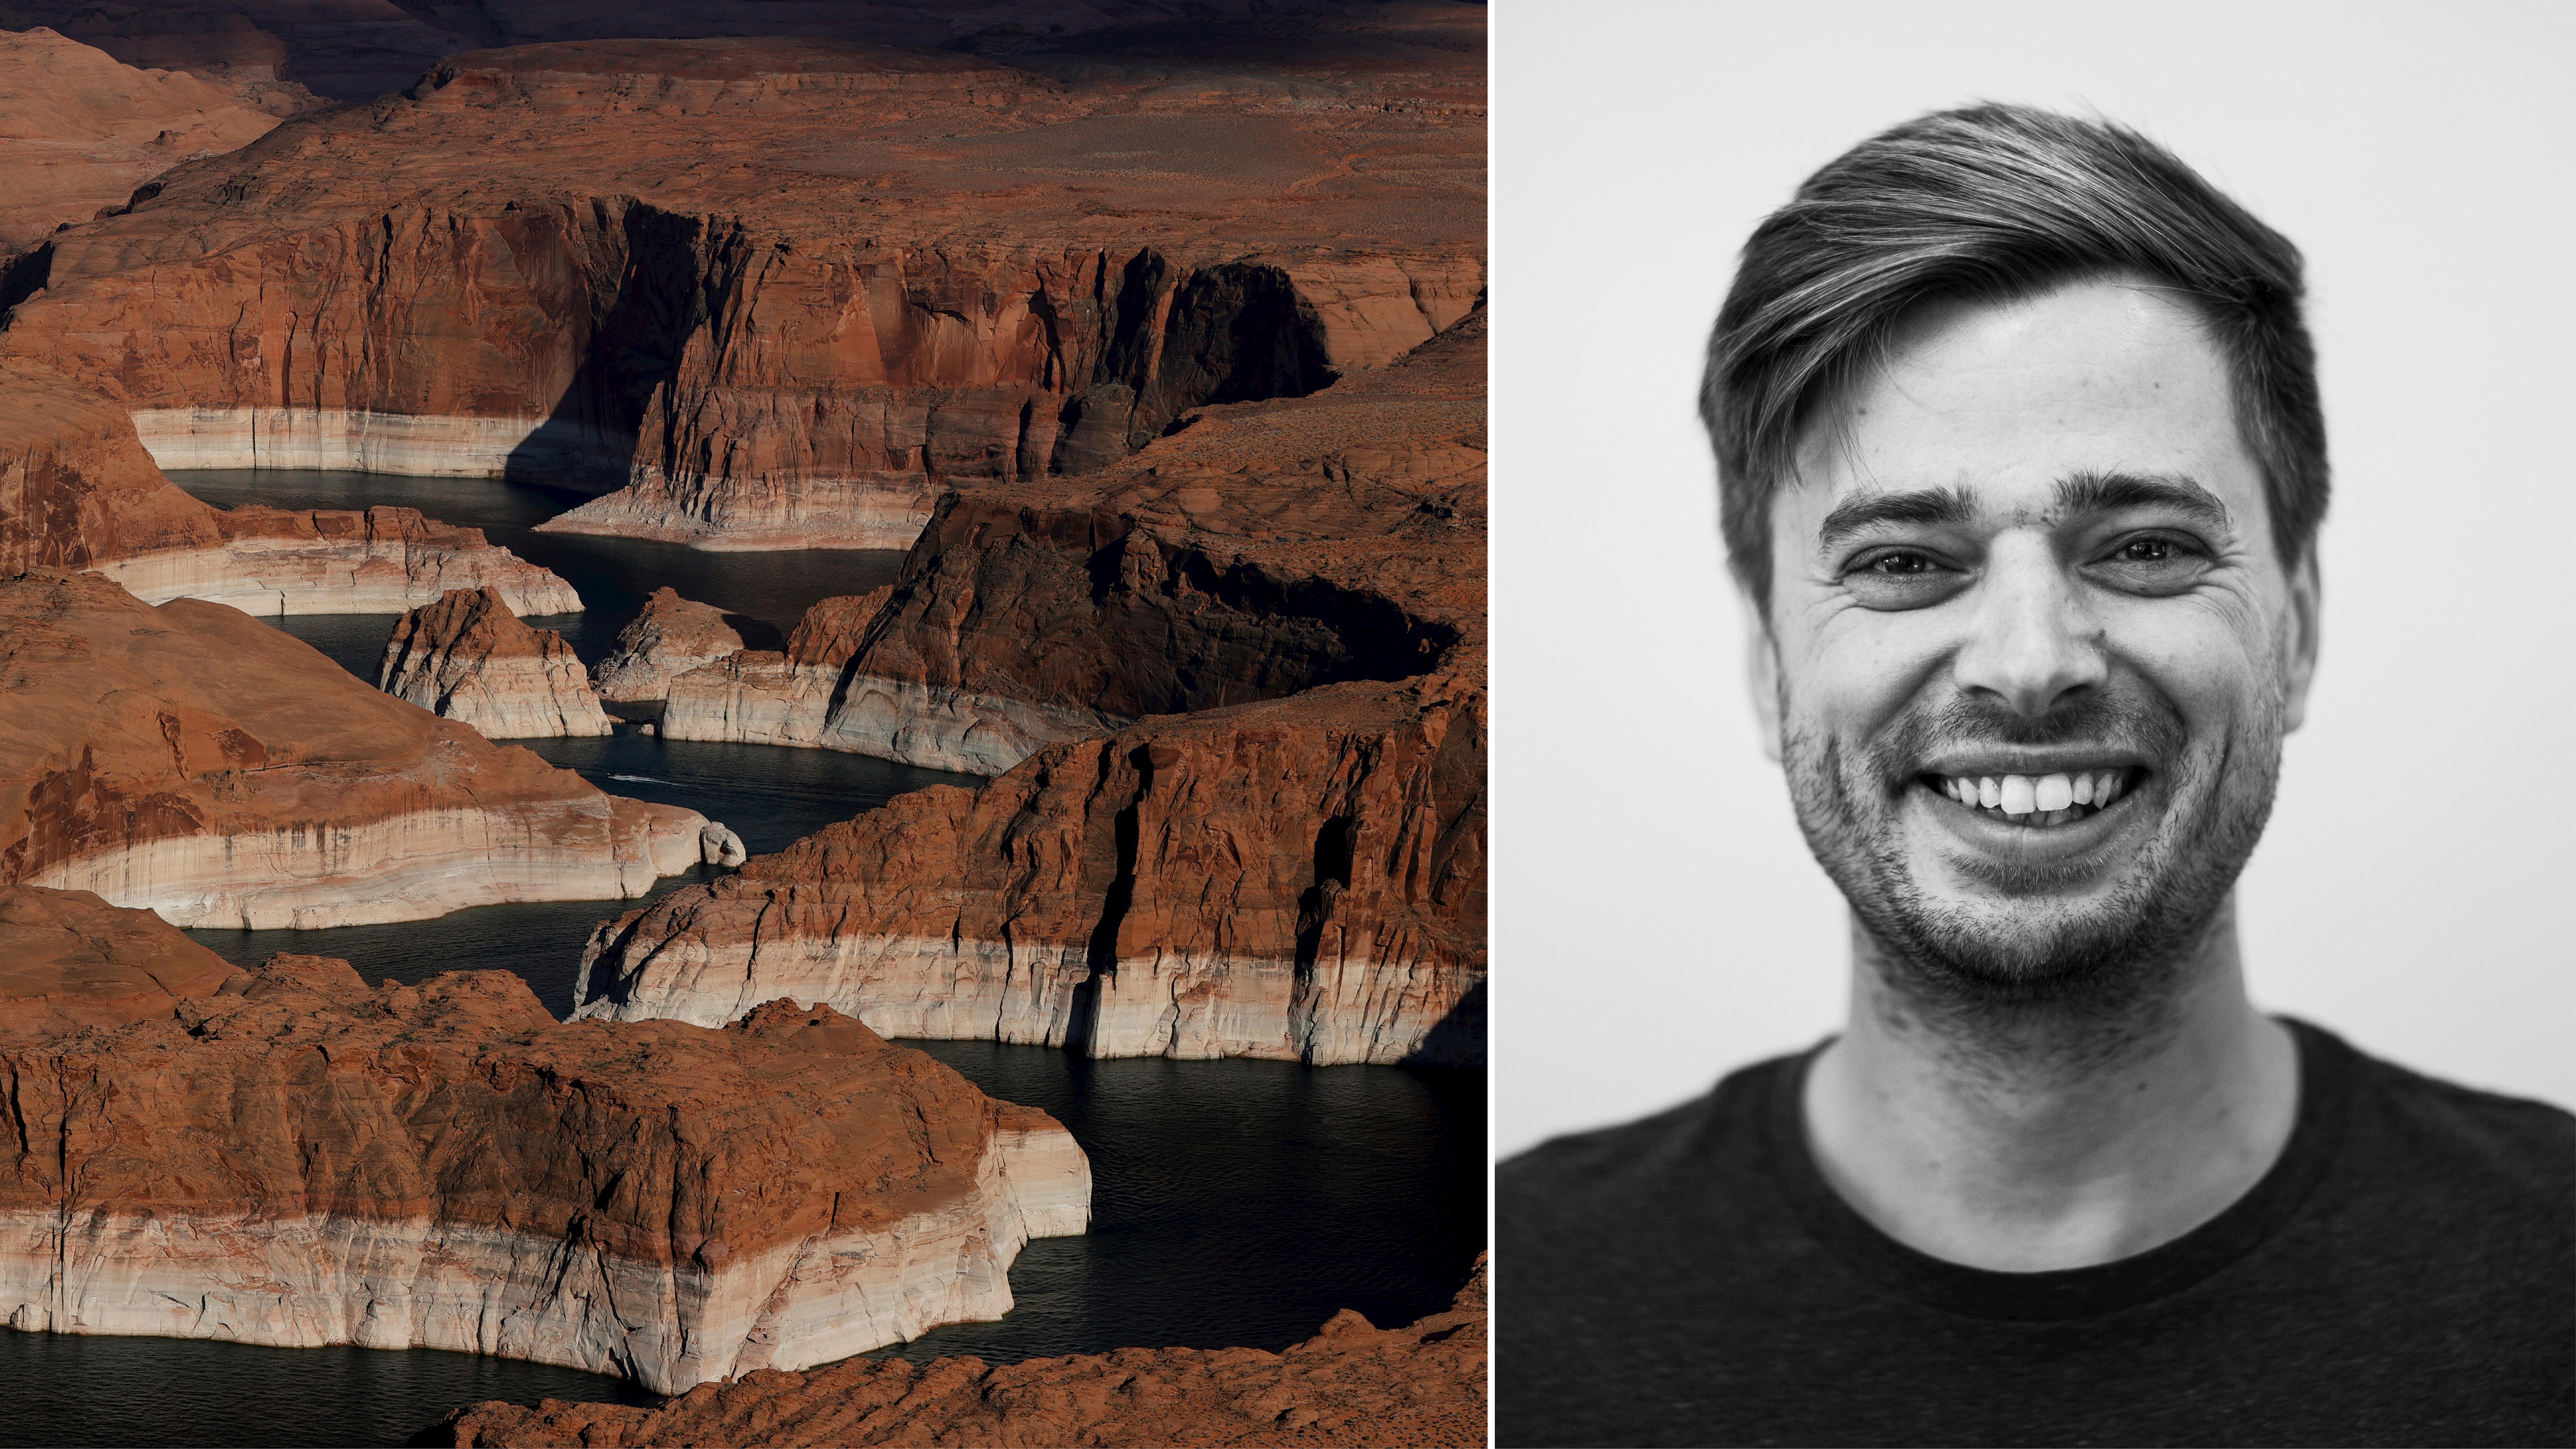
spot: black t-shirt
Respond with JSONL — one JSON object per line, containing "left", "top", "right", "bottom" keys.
{"left": 1497, "top": 1019, "right": 2575, "bottom": 1447}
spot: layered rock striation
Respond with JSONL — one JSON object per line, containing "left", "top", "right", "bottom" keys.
{"left": 0, "top": 364, "right": 580, "bottom": 615}
{"left": 576, "top": 316, "right": 1486, "bottom": 1065}
{"left": 0, "top": 24, "right": 1482, "bottom": 550}
{"left": 0, "top": 891, "right": 1093, "bottom": 1394}
{"left": 589, "top": 584, "right": 756, "bottom": 705}
{"left": 0, "top": 569, "right": 703, "bottom": 927}
{"left": 435, "top": 1255, "right": 1488, "bottom": 1448}
{"left": 380, "top": 586, "right": 613, "bottom": 739}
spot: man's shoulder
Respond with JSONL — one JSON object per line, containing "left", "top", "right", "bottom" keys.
{"left": 2315, "top": 1020, "right": 2576, "bottom": 1199}
{"left": 1498, "top": 1049, "right": 1800, "bottom": 1233}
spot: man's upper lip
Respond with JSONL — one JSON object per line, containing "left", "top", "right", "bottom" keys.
{"left": 1916, "top": 747, "right": 2152, "bottom": 777}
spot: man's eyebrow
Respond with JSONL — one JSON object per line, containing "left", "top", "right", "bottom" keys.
{"left": 1814, "top": 486, "right": 1977, "bottom": 552}
{"left": 1813, "top": 472, "right": 2235, "bottom": 553}
{"left": 2056, "top": 470, "right": 2234, "bottom": 530}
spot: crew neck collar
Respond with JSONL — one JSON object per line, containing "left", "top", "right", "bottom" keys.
{"left": 1759, "top": 1016, "right": 2353, "bottom": 1321}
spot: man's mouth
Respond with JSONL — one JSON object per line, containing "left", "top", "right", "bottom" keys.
{"left": 1921, "top": 767, "right": 2140, "bottom": 828}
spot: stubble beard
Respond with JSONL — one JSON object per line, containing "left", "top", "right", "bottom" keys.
{"left": 1780, "top": 686, "right": 2284, "bottom": 1068}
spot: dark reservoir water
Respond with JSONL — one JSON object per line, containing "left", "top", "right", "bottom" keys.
{"left": 885, "top": 1042, "right": 1485, "bottom": 1367}
{"left": 169, "top": 468, "right": 909, "bottom": 676}
{"left": 10, "top": 470, "right": 1488, "bottom": 1446}
{"left": 0, "top": 1335, "right": 656, "bottom": 1448}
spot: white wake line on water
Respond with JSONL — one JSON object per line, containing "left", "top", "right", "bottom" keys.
{"left": 606, "top": 773, "right": 673, "bottom": 785}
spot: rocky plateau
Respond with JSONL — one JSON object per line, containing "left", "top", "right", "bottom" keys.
{"left": 0, "top": 884, "right": 1092, "bottom": 1394}
{"left": 0, "top": 568, "right": 709, "bottom": 927}
{"left": 0, "top": 24, "right": 315, "bottom": 250}
{"left": 435, "top": 1254, "right": 1488, "bottom": 1447}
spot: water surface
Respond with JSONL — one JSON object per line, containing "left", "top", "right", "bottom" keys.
{"left": 171, "top": 468, "right": 908, "bottom": 675}
{"left": 0, "top": 1333, "right": 654, "bottom": 1448}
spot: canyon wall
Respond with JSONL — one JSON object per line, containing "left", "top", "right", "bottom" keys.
{"left": 380, "top": 586, "right": 614, "bottom": 739}
{"left": 0, "top": 570, "right": 702, "bottom": 927}
{"left": 0, "top": 31, "right": 1482, "bottom": 552}
{"left": 577, "top": 315, "right": 1487, "bottom": 1066}
{"left": 436, "top": 1253, "right": 1488, "bottom": 1448}
{"left": 0, "top": 363, "right": 579, "bottom": 614}
{"left": 0, "top": 891, "right": 1093, "bottom": 1394}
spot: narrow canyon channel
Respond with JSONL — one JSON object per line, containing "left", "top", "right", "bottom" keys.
{"left": 0, "top": 470, "right": 1489, "bottom": 1448}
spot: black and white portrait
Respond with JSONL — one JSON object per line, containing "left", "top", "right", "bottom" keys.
{"left": 1492, "top": 4, "right": 2575, "bottom": 1444}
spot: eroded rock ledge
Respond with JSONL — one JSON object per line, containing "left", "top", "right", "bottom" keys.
{"left": 380, "top": 586, "right": 614, "bottom": 739}
{"left": 0, "top": 364, "right": 580, "bottom": 616}
{"left": 0, "top": 569, "right": 700, "bottom": 927}
{"left": 432, "top": 1255, "right": 1488, "bottom": 1448}
{"left": 572, "top": 315, "right": 1487, "bottom": 1066}
{"left": 0, "top": 886, "right": 1092, "bottom": 1395}
{"left": 590, "top": 585, "right": 755, "bottom": 705}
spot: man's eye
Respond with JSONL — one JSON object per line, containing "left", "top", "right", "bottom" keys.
{"left": 1841, "top": 548, "right": 1965, "bottom": 608}
{"left": 2091, "top": 533, "right": 2210, "bottom": 594}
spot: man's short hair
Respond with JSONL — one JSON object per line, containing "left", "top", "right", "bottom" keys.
{"left": 1702, "top": 103, "right": 2328, "bottom": 607}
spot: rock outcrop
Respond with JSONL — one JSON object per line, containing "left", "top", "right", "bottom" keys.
{"left": 0, "top": 25, "right": 293, "bottom": 249}
{"left": 0, "top": 891, "right": 1093, "bottom": 1395}
{"left": 589, "top": 585, "right": 751, "bottom": 704}
{"left": 0, "top": 884, "right": 237, "bottom": 1036}
{"left": 0, "top": 24, "right": 1481, "bottom": 551}
{"left": 434, "top": 1255, "right": 1488, "bottom": 1448}
{"left": 0, "top": 364, "right": 580, "bottom": 615}
{"left": 0, "top": 569, "right": 704, "bottom": 927}
{"left": 380, "top": 586, "right": 614, "bottom": 739}
{"left": 575, "top": 317, "right": 1486, "bottom": 1066}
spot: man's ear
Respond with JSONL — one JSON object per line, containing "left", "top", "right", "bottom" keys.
{"left": 2280, "top": 549, "right": 2321, "bottom": 733}
{"left": 1743, "top": 589, "right": 1783, "bottom": 764}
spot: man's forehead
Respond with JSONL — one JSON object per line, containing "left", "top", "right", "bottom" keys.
{"left": 1783, "top": 279, "right": 2265, "bottom": 535}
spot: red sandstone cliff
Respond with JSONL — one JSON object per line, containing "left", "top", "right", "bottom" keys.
{"left": 0, "top": 885, "right": 1092, "bottom": 1393}
{"left": 380, "top": 586, "right": 614, "bottom": 739}
{"left": 435, "top": 1254, "right": 1488, "bottom": 1448}
{"left": 0, "top": 23, "right": 1481, "bottom": 549}
{"left": 0, "top": 363, "right": 579, "bottom": 614}
{"left": 579, "top": 315, "right": 1485, "bottom": 1065}
{"left": 0, "top": 569, "right": 703, "bottom": 926}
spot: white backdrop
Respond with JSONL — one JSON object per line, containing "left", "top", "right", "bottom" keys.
{"left": 1491, "top": 0, "right": 2576, "bottom": 1158}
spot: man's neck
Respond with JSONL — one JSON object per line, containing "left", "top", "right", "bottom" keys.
{"left": 1801, "top": 896, "right": 2300, "bottom": 1272}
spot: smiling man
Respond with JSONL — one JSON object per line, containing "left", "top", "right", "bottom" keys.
{"left": 1497, "top": 106, "right": 2573, "bottom": 1447}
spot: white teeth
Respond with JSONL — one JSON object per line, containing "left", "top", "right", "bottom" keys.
{"left": 1937, "top": 767, "right": 2135, "bottom": 819}
{"left": 1998, "top": 775, "right": 2036, "bottom": 816}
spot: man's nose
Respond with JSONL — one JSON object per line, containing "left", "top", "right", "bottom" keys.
{"left": 1951, "top": 536, "right": 2107, "bottom": 717}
